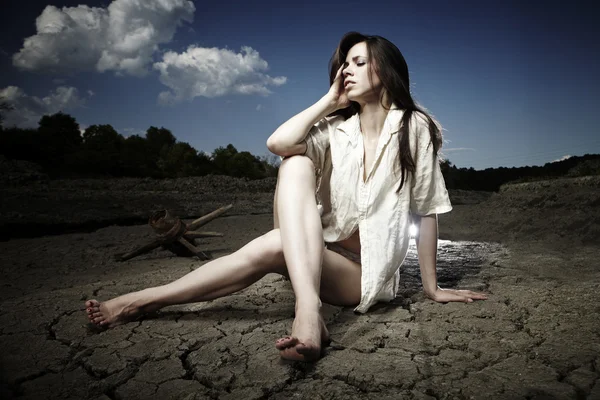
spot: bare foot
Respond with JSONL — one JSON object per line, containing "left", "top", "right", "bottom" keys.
{"left": 85, "top": 292, "right": 151, "bottom": 328}
{"left": 276, "top": 311, "right": 330, "bottom": 362}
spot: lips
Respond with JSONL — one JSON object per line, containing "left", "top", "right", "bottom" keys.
{"left": 344, "top": 80, "right": 355, "bottom": 88}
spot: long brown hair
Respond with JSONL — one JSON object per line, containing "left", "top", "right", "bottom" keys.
{"left": 328, "top": 32, "right": 443, "bottom": 192}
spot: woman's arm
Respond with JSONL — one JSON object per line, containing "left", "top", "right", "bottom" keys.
{"left": 414, "top": 214, "right": 439, "bottom": 297}
{"left": 266, "top": 95, "right": 337, "bottom": 157}
{"left": 414, "top": 214, "right": 488, "bottom": 303}
{"left": 266, "top": 66, "right": 349, "bottom": 157}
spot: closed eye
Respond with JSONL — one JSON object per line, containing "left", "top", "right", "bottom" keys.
{"left": 344, "top": 61, "right": 366, "bottom": 67}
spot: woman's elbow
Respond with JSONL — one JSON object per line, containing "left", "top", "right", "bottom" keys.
{"left": 266, "top": 136, "right": 282, "bottom": 155}
{"left": 267, "top": 135, "right": 305, "bottom": 157}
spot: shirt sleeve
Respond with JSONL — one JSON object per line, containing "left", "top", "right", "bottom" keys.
{"left": 303, "top": 115, "right": 344, "bottom": 169}
{"left": 410, "top": 114, "right": 453, "bottom": 216}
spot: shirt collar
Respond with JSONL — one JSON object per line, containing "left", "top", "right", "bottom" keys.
{"left": 336, "top": 104, "right": 404, "bottom": 146}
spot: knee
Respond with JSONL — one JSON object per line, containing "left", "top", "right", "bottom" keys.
{"left": 249, "top": 229, "right": 285, "bottom": 272}
{"left": 278, "top": 155, "right": 316, "bottom": 181}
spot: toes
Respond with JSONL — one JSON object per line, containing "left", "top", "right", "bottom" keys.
{"left": 92, "top": 316, "right": 106, "bottom": 325}
{"left": 85, "top": 300, "right": 101, "bottom": 315}
{"left": 90, "top": 312, "right": 103, "bottom": 319}
{"left": 86, "top": 299, "right": 100, "bottom": 308}
{"left": 279, "top": 347, "right": 305, "bottom": 362}
{"left": 280, "top": 342, "right": 322, "bottom": 362}
{"left": 274, "top": 336, "right": 289, "bottom": 350}
{"left": 275, "top": 336, "right": 298, "bottom": 350}
{"left": 86, "top": 307, "right": 99, "bottom": 314}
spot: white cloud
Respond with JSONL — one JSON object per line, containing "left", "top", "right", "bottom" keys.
{"left": 154, "top": 46, "right": 287, "bottom": 104}
{"left": 87, "top": 90, "right": 95, "bottom": 97}
{"left": 256, "top": 104, "right": 262, "bottom": 111}
{"left": 12, "top": 0, "right": 195, "bottom": 76}
{"left": 0, "top": 85, "right": 86, "bottom": 128}
{"left": 552, "top": 155, "right": 572, "bottom": 163}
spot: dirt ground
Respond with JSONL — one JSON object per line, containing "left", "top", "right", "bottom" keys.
{"left": 0, "top": 175, "right": 599, "bottom": 399}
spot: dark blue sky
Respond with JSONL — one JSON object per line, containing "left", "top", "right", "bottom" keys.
{"left": 1, "top": 0, "right": 598, "bottom": 170}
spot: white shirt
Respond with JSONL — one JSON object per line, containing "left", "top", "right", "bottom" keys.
{"left": 304, "top": 106, "right": 453, "bottom": 313}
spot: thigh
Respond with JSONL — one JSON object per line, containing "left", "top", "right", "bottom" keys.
{"left": 319, "top": 249, "right": 361, "bottom": 307}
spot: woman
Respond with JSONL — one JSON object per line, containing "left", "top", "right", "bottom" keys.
{"left": 85, "top": 32, "right": 487, "bottom": 362}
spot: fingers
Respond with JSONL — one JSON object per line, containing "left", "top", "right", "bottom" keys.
{"left": 450, "top": 294, "right": 477, "bottom": 304}
{"left": 454, "top": 289, "right": 488, "bottom": 300}
{"left": 332, "top": 65, "right": 342, "bottom": 82}
{"left": 329, "top": 65, "right": 345, "bottom": 97}
{"left": 463, "top": 290, "right": 488, "bottom": 300}
{"left": 335, "top": 65, "right": 346, "bottom": 86}
{"left": 459, "top": 293, "right": 486, "bottom": 303}
{"left": 434, "top": 289, "right": 489, "bottom": 304}
{"left": 450, "top": 292, "right": 472, "bottom": 303}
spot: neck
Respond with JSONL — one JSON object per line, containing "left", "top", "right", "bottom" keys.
{"left": 358, "top": 96, "right": 392, "bottom": 142}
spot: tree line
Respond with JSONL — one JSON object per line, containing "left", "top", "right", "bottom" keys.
{"left": 1, "top": 108, "right": 598, "bottom": 190}
{"left": 0, "top": 112, "right": 279, "bottom": 179}
{"left": 439, "top": 154, "right": 600, "bottom": 191}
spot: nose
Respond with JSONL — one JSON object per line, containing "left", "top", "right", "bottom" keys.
{"left": 343, "top": 65, "right": 353, "bottom": 77}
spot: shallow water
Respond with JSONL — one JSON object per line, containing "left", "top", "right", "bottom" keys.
{"left": 400, "top": 239, "right": 501, "bottom": 293}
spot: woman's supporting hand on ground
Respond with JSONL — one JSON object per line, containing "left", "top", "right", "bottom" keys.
{"left": 426, "top": 287, "right": 488, "bottom": 303}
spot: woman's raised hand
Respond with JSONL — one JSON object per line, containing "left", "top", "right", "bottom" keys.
{"left": 326, "top": 65, "right": 350, "bottom": 111}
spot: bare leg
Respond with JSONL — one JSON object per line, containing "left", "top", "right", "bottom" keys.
{"left": 86, "top": 224, "right": 361, "bottom": 331}
{"left": 86, "top": 154, "right": 361, "bottom": 363}
{"left": 86, "top": 229, "right": 287, "bottom": 328}
{"left": 273, "top": 155, "right": 327, "bottom": 361}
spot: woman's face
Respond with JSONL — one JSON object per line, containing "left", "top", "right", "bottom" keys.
{"left": 342, "top": 41, "right": 383, "bottom": 103}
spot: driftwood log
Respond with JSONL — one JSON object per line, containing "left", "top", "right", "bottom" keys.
{"left": 115, "top": 204, "right": 233, "bottom": 261}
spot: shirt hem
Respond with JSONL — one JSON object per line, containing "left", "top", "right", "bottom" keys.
{"left": 413, "top": 204, "right": 453, "bottom": 216}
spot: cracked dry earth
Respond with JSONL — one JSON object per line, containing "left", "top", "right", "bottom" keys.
{"left": 1, "top": 214, "right": 599, "bottom": 400}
